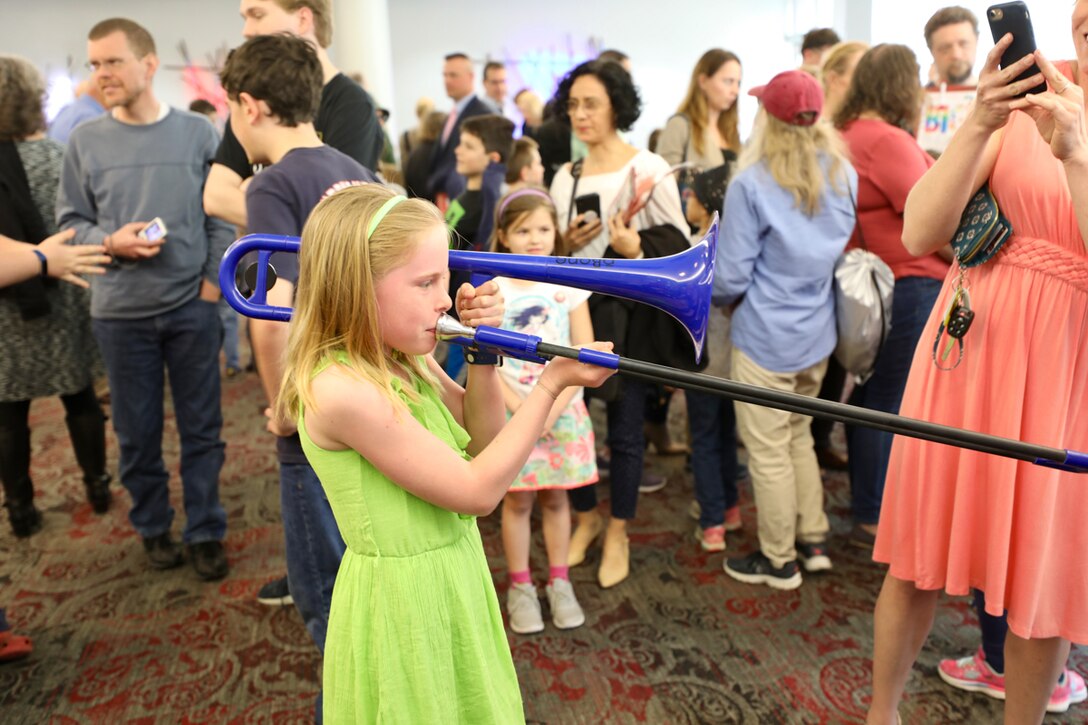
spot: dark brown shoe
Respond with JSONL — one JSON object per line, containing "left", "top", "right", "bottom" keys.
{"left": 84, "top": 474, "right": 112, "bottom": 514}
{"left": 849, "top": 523, "right": 877, "bottom": 550}
{"left": 143, "top": 532, "right": 184, "bottom": 570}
{"left": 815, "top": 446, "right": 848, "bottom": 471}
{"left": 188, "top": 540, "right": 229, "bottom": 581}
{"left": 7, "top": 502, "right": 42, "bottom": 538}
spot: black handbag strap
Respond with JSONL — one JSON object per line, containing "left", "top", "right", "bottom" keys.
{"left": 847, "top": 185, "right": 869, "bottom": 251}
{"left": 565, "top": 158, "right": 584, "bottom": 227}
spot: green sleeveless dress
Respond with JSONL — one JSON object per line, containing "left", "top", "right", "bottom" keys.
{"left": 298, "top": 362, "right": 524, "bottom": 724}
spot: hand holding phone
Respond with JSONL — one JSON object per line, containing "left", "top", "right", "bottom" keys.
{"left": 138, "top": 217, "right": 168, "bottom": 242}
{"left": 987, "top": 2, "right": 1047, "bottom": 98}
{"left": 574, "top": 193, "right": 601, "bottom": 225}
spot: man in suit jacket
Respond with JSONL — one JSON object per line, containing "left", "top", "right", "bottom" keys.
{"left": 426, "top": 52, "right": 490, "bottom": 204}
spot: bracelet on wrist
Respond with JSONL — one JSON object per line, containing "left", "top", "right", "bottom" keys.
{"left": 31, "top": 248, "right": 48, "bottom": 277}
{"left": 104, "top": 234, "right": 115, "bottom": 257}
{"left": 537, "top": 378, "right": 559, "bottom": 400}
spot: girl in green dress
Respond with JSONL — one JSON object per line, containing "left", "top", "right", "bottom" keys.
{"left": 276, "top": 184, "right": 615, "bottom": 724}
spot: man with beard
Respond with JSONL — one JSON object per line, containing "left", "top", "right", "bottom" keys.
{"left": 924, "top": 6, "right": 979, "bottom": 88}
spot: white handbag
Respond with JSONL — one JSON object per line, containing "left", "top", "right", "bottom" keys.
{"left": 832, "top": 207, "right": 894, "bottom": 383}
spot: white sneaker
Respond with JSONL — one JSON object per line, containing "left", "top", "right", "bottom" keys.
{"left": 545, "top": 578, "right": 585, "bottom": 630}
{"left": 507, "top": 582, "right": 544, "bottom": 634}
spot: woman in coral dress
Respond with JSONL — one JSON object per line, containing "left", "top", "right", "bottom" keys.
{"left": 866, "top": 14, "right": 1088, "bottom": 725}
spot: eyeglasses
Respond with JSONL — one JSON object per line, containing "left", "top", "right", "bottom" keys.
{"left": 85, "top": 58, "right": 129, "bottom": 72}
{"left": 565, "top": 98, "right": 606, "bottom": 114}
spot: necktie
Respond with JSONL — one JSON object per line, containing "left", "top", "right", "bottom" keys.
{"left": 441, "top": 106, "right": 458, "bottom": 146}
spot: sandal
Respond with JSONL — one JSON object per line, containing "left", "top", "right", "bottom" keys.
{"left": 0, "top": 629, "right": 33, "bottom": 663}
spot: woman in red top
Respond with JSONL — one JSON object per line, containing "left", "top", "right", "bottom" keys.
{"left": 833, "top": 45, "right": 951, "bottom": 547}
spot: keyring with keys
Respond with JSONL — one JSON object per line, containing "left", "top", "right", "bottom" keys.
{"left": 933, "top": 266, "right": 975, "bottom": 371}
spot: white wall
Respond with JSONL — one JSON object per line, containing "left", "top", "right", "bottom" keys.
{"left": 4, "top": 2, "right": 1078, "bottom": 151}
{"left": 1, "top": 1, "right": 841, "bottom": 148}
{"left": 381, "top": 0, "right": 838, "bottom": 148}
{"left": 3, "top": 2, "right": 240, "bottom": 119}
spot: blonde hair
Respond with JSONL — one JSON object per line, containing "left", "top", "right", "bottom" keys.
{"left": 277, "top": 185, "right": 445, "bottom": 423}
{"left": 737, "top": 108, "right": 850, "bottom": 216}
{"left": 676, "top": 49, "right": 742, "bottom": 156}
{"left": 819, "top": 41, "right": 869, "bottom": 93}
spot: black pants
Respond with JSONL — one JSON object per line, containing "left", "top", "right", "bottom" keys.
{"left": 569, "top": 377, "right": 647, "bottom": 520}
{"left": 811, "top": 355, "right": 846, "bottom": 449}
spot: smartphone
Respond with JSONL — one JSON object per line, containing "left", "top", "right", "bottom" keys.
{"left": 574, "top": 193, "right": 601, "bottom": 225}
{"left": 987, "top": 2, "right": 1047, "bottom": 97}
{"left": 138, "top": 217, "right": 168, "bottom": 242}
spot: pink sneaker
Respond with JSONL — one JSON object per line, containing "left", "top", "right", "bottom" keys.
{"left": 694, "top": 524, "right": 726, "bottom": 552}
{"left": 1048, "top": 669, "right": 1087, "bottom": 714}
{"left": 937, "top": 648, "right": 1005, "bottom": 700}
{"left": 724, "top": 505, "right": 742, "bottom": 532}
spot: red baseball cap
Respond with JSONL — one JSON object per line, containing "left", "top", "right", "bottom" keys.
{"left": 748, "top": 70, "right": 824, "bottom": 126}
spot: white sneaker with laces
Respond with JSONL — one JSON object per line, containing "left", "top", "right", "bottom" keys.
{"left": 507, "top": 582, "right": 544, "bottom": 634}
{"left": 545, "top": 578, "right": 585, "bottom": 629}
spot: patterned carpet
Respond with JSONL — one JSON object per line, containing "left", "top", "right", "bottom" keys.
{"left": 1, "top": 369, "right": 1084, "bottom": 723}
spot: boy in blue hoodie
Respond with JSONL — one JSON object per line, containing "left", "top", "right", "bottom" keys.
{"left": 446, "top": 114, "right": 514, "bottom": 252}
{"left": 443, "top": 114, "right": 514, "bottom": 378}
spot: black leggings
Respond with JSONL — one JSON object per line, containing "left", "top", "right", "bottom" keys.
{"left": 0, "top": 384, "right": 104, "bottom": 494}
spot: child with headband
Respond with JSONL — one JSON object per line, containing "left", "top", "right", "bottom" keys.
{"left": 278, "top": 184, "right": 615, "bottom": 722}
{"left": 490, "top": 187, "right": 597, "bottom": 634}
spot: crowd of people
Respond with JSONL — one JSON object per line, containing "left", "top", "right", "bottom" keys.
{"left": 2, "top": 1, "right": 1087, "bottom": 723}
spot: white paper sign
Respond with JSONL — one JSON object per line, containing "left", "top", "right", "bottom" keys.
{"left": 917, "top": 86, "right": 976, "bottom": 155}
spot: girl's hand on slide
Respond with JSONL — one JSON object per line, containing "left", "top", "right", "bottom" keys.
{"left": 456, "top": 279, "right": 505, "bottom": 328}
{"left": 540, "top": 341, "right": 617, "bottom": 392}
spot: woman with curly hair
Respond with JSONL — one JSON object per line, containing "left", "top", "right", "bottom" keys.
{"left": 0, "top": 55, "right": 111, "bottom": 537}
{"left": 549, "top": 59, "right": 689, "bottom": 588}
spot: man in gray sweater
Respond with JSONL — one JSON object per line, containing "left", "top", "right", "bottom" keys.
{"left": 56, "top": 18, "right": 234, "bottom": 581}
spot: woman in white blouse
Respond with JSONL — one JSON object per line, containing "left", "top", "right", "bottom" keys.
{"left": 549, "top": 58, "right": 688, "bottom": 589}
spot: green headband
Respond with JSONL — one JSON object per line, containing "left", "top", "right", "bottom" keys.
{"left": 367, "top": 195, "right": 407, "bottom": 239}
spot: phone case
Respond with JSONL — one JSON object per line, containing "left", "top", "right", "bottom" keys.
{"left": 575, "top": 194, "right": 601, "bottom": 217}
{"left": 987, "top": 2, "right": 1046, "bottom": 97}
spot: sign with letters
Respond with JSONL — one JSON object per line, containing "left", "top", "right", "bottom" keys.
{"left": 918, "top": 85, "right": 976, "bottom": 156}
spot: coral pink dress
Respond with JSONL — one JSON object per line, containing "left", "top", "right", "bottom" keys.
{"left": 874, "top": 62, "right": 1088, "bottom": 643}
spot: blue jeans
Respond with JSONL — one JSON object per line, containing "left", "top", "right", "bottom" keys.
{"left": 280, "top": 462, "right": 345, "bottom": 652}
{"left": 570, "top": 377, "right": 647, "bottom": 520}
{"left": 686, "top": 389, "right": 739, "bottom": 529}
{"left": 218, "top": 299, "right": 240, "bottom": 370}
{"left": 92, "top": 297, "right": 226, "bottom": 543}
{"left": 846, "top": 276, "right": 943, "bottom": 525}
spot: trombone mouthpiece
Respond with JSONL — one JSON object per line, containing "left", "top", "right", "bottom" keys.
{"left": 435, "top": 314, "right": 475, "bottom": 341}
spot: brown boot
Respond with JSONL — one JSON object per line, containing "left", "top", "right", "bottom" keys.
{"left": 598, "top": 522, "right": 629, "bottom": 588}
{"left": 644, "top": 422, "right": 689, "bottom": 455}
{"left": 568, "top": 510, "right": 604, "bottom": 567}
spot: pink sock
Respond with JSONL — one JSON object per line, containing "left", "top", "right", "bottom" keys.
{"left": 549, "top": 565, "right": 569, "bottom": 582}
{"left": 509, "top": 569, "right": 532, "bottom": 586}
